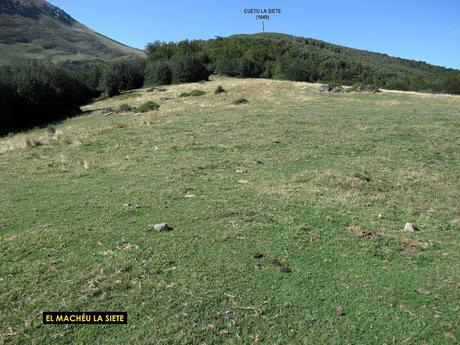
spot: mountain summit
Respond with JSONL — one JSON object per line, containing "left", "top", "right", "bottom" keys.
{"left": 0, "top": 0, "right": 144, "bottom": 65}
{"left": 0, "top": 0, "right": 75, "bottom": 24}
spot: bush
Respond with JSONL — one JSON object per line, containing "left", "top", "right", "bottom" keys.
{"left": 100, "top": 59, "right": 145, "bottom": 97}
{"left": 0, "top": 62, "right": 92, "bottom": 135}
{"left": 233, "top": 98, "right": 249, "bottom": 104}
{"left": 215, "top": 57, "right": 262, "bottom": 78}
{"left": 170, "top": 54, "right": 210, "bottom": 83}
{"left": 118, "top": 104, "right": 133, "bottom": 112}
{"left": 444, "top": 75, "right": 460, "bottom": 94}
{"left": 81, "top": 64, "right": 104, "bottom": 93}
{"left": 179, "top": 90, "right": 206, "bottom": 98}
{"left": 134, "top": 101, "right": 160, "bottom": 113}
{"left": 214, "top": 85, "right": 226, "bottom": 94}
{"left": 216, "top": 58, "right": 240, "bottom": 77}
{"left": 347, "top": 83, "right": 380, "bottom": 93}
{"left": 238, "top": 57, "right": 263, "bottom": 78}
{"left": 145, "top": 60, "right": 172, "bottom": 86}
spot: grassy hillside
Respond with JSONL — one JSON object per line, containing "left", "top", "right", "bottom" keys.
{"left": 0, "top": 77, "right": 459, "bottom": 344}
{"left": 0, "top": 0, "right": 144, "bottom": 65}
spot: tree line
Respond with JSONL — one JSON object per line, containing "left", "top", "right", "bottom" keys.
{"left": 0, "top": 59, "right": 145, "bottom": 135}
{"left": 144, "top": 33, "right": 460, "bottom": 94}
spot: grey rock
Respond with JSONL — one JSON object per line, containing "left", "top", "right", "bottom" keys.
{"left": 318, "top": 84, "right": 332, "bottom": 93}
{"left": 153, "top": 223, "right": 172, "bottom": 232}
{"left": 332, "top": 86, "right": 345, "bottom": 93}
{"left": 336, "top": 306, "right": 345, "bottom": 316}
{"left": 404, "top": 222, "right": 419, "bottom": 232}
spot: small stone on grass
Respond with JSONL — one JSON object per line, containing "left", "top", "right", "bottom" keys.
{"left": 153, "top": 223, "right": 172, "bottom": 232}
{"left": 404, "top": 222, "right": 419, "bottom": 232}
{"left": 118, "top": 243, "right": 139, "bottom": 250}
{"left": 415, "top": 288, "right": 431, "bottom": 295}
{"left": 336, "top": 306, "right": 345, "bottom": 316}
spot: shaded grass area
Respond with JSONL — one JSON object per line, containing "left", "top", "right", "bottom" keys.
{"left": 0, "top": 77, "right": 459, "bottom": 344}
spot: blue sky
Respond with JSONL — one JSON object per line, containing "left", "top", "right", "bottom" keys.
{"left": 51, "top": 0, "right": 460, "bottom": 69}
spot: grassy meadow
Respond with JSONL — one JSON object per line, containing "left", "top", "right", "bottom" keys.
{"left": 0, "top": 77, "right": 459, "bottom": 344}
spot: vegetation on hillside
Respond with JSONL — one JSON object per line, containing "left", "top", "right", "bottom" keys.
{"left": 0, "top": 62, "right": 94, "bottom": 135}
{"left": 144, "top": 41, "right": 211, "bottom": 86}
{"left": 2, "top": 33, "right": 460, "bottom": 135}
{"left": 145, "top": 33, "right": 460, "bottom": 94}
{"left": 0, "top": 59, "right": 145, "bottom": 135}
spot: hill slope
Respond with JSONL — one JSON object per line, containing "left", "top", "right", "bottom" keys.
{"left": 0, "top": 77, "right": 459, "bottom": 343}
{"left": 0, "top": 0, "right": 144, "bottom": 65}
{"left": 147, "top": 32, "right": 460, "bottom": 94}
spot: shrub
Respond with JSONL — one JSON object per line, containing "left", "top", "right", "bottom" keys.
{"left": 118, "top": 104, "right": 133, "bottom": 112}
{"left": 99, "top": 59, "right": 145, "bottom": 97}
{"left": 145, "top": 60, "right": 172, "bottom": 86}
{"left": 179, "top": 90, "right": 206, "bottom": 98}
{"left": 81, "top": 64, "right": 104, "bottom": 94}
{"left": 214, "top": 85, "right": 226, "bottom": 94}
{"left": 170, "top": 54, "right": 210, "bottom": 83}
{"left": 215, "top": 57, "right": 262, "bottom": 78}
{"left": 216, "top": 58, "right": 240, "bottom": 77}
{"left": 444, "top": 75, "right": 460, "bottom": 94}
{"left": 347, "top": 83, "right": 380, "bottom": 93}
{"left": 233, "top": 98, "right": 249, "bottom": 104}
{"left": 274, "top": 60, "right": 317, "bottom": 82}
{"left": 0, "top": 62, "right": 92, "bottom": 135}
{"left": 238, "top": 57, "right": 263, "bottom": 78}
{"left": 134, "top": 101, "right": 160, "bottom": 113}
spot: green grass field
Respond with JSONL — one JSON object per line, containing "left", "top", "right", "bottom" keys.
{"left": 1, "top": 77, "right": 459, "bottom": 344}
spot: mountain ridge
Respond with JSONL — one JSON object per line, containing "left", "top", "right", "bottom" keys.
{"left": 0, "top": 0, "right": 144, "bottom": 65}
{"left": 230, "top": 32, "right": 459, "bottom": 71}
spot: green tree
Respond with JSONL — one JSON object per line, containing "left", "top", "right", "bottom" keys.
{"left": 100, "top": 59, "right": 145, "bottom": 96}
{"left": 145, "top": 60, "right": 172, "bottom": 86}
{"left": 170, "top": 54, "right": 210, "bottom": 83}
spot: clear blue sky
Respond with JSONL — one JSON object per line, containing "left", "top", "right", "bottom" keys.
{"left": 51, "top": 0, "right": 460, "bottom": 69}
